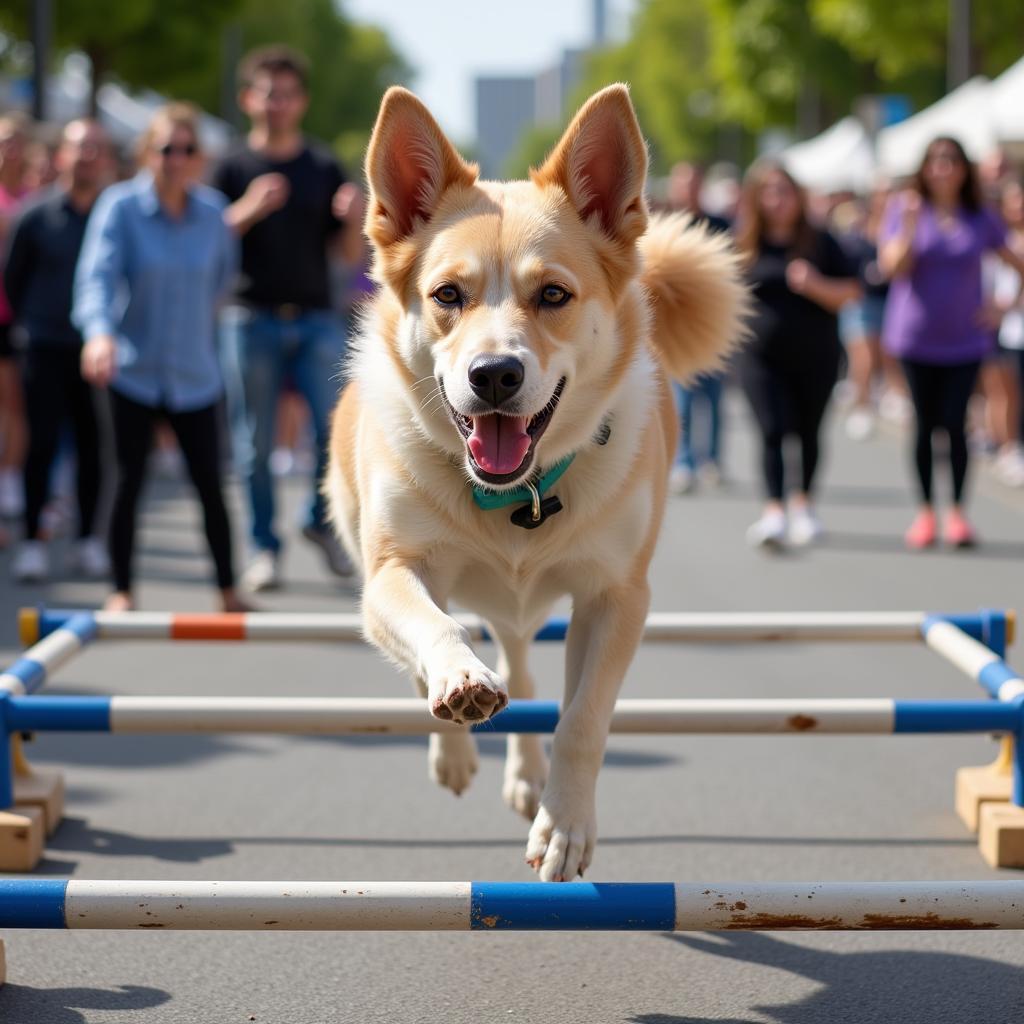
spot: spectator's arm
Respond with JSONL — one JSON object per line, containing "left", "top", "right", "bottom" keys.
{"left": 223, "top": 173, "right": 290, "bottom": 236}
{"left": 997, "top": 245, "right": 1024, "bottom": 307}
{"left": 785, "top": 260, "right": 862, "bottom": 313}
{"left": 3, "top": 208, "right": 33, "bottom": 315}
{"left": 73, "top": 191, "right": 124, "bottom": 343}
{"left": 878, "top": 192, "right": 921, "bottom": 279}
{"left": 330, "top": 182, "right": 366, "bottom": 266}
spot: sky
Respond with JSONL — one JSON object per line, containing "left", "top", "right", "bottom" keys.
{"left": 344, "top": 0, "right": 638, "bottom": 145}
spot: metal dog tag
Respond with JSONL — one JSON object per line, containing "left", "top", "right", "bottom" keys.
{"left": 510, "top": 494, "right": 563, "bottom": 529}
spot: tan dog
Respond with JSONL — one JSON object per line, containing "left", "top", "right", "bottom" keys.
{"left": 326, "top": 84, "right": 747, "bottom": 881}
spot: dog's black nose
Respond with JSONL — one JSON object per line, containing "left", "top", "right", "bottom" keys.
{"left": 467, "top": 355, "right": 525, "bottom": 407}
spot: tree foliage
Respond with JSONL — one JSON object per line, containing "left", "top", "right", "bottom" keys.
{"left": 812, "top": 0, "right": 1024, "bottom": 84}
{"left": 0, "top": 0, "right": 411, "bottom": 171}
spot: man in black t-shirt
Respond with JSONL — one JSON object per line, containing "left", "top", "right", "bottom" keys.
{"left": 212, "top": 45, "right": 363, "bottom": 592}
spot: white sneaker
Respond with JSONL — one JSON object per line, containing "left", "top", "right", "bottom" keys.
{"left": 240, "top": 550, "right": 282, "bottom": 592}
{"left": 73, "top": 536, "right": 110, "bottom": 579}
{"left": 879, "top": 389, "right": 912, "bottom": 425}
{"left": 13, "top": 540, "right": 48, "bottom": 583}
{"left": 994, "top": 445, "right": 1024, "bottom": 487}
{"left": 788, "top": 508, "right": 824, "bottom": 546}
{"left": 845, "top": 407, "right": 875, "bottom": 442}
{"left": 669, "top": 464, "right": 696, "bottom": 495}
{"left": 0, "top": 469, "right": 24, "bottom": 518}
{"left": 746, "top": 510, "right": 787, "bottom": 549}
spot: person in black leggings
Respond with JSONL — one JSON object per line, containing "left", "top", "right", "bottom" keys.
{"left": 73, "top": 104, "right": 248, "bottom": 611}
{"left": 5, "top": 120, "right": 112, "bottom": 582}
{"left": 878, "top": 137, "right": 1024, "bottom": 548}
{"left": 735, "top": 160, "right": 861, "bottom": 548}
{"left": 108, "top": 393, "right": 233, "bottom": 595}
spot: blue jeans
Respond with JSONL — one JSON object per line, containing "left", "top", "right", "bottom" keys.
{"left": 674, "top": 374, "right": 724, "bottom": 471}
{"left": 220, "top": 306, "right": 346, "bottom": 554}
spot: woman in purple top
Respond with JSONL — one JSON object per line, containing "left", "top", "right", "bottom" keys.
{"left": 880, "top": 136, "right": 1024, "bottom": 549}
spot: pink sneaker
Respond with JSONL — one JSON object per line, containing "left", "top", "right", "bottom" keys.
{"left": 943, "top": 511, "right": 977, "bottom": 549}
{"left": 904, "top": 510, "right": 937, "bottom": 550}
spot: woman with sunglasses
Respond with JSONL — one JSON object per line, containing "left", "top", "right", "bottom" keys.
{"left": 880, "top": 137, "right": 1024, "bottom": 549}
{"left": 74, "top": 103, "right": 248, "bottom": 611}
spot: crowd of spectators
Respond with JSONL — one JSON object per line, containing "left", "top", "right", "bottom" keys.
{"left": 1, "top": 54, "right": 1024, "bottom": 609}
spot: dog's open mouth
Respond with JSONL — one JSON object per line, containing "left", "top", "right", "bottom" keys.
{"left": 443, "top": 378, "right": 566, "bottom": 485}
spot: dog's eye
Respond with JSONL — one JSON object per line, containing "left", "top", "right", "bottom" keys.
{"left": 432, "top": 285, "right": 462, "bottom": 307}
{"left": 539, "top": 285, "right": 571, "bottom": 308}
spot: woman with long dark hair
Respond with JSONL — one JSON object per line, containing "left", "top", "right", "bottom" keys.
{"left": 879, "top": 137, "right": 1024, "bottom": 548}
{"left": 735, "top": 160, "right": 861, "bottom": 548}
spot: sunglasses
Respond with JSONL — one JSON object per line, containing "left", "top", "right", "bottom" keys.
{"left": 157, "top": 143, "right": 198, "bottom": 158}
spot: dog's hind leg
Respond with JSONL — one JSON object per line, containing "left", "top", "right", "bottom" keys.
{"left": 489, "top": 624, "right": 548, "bottom": 821}
{"left": 414, "top": 673, "right": 479, "bottom": 797}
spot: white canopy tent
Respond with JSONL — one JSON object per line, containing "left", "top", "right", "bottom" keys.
{"left": 876, "top": 76, "right": 996, "bottom": 178}
{"left": 782, "top": 116, "right": 875, "bottom": 193}
{"left": 991, "top": 55, "right": 1024, "bottom": 142}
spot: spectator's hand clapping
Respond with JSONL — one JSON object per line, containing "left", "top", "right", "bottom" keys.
{"left": 242, "top": 173, "right": 291, "bottom": 222}
{"left": 332, "top": 182, "right": 364, "bottom": 222}
{"left": 901, "top": 191, "right": 922, "bottom": 231}
{"left": 785, "top": 258, "right": 819, "bottom": 296}
{"left": 81, "top": 334, "right": 118, "bottom": 388}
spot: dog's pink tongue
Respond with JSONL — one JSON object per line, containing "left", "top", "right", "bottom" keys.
{"left": 468, "top": 415, "right": 531, "bottom": 475}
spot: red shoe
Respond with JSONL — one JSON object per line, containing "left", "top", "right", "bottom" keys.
{"left": 943, "top": 510, "right": 977, "bottom": 549}
{"left": 904, "top": 510, "right": 937, "bottom": 550}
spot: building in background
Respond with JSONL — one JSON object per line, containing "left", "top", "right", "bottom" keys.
{"left": 475, "top": 0, "right": 606, "bottom": 178}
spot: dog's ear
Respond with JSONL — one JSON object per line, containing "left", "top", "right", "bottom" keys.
{"left": 365, "top": 87, "right": 478, "bottom": 248}
{"left": 534, "top": 84, "right": 648, "bottom": 246}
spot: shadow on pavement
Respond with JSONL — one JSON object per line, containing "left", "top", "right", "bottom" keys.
{"left": 0, "top": 983, "right": 170, "bottom": 1023}
{"left": 632, "top": 931, "right": 1024, "bottom": 1023}
{"left": 29, "top": 732, "right": 261, "bottom": 769}
{"left": 39, "top": 822, "right": 976, "bottom": 862}
{"left": 299, "top": 733, "right": 681, "bottom": 769}
{"left": 46, "top": 817, "right": 233, "bottom": 864}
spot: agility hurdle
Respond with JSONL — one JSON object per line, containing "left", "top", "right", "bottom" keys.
{"left": 2, "top": 606, "right": 1022, "bottom": 872}
{"left": 18, "top": 605, "right": 1015, "bottom": 647}
{"left": 2, "top": 879, "right": 1023, "bottom": 931}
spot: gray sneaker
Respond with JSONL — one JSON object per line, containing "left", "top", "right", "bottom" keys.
{"left": 240, "top": 550, "right": 282, "bottom": 592}
{"left": 302, "top": 525, "right": 355, "bottom": 577}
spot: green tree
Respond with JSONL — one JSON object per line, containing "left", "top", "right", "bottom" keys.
{"left": 703, "top": 0, "right": 872, "bottom": 136}
{"left": 0, "top": 0, "right": 242, "bottom": 114}
{"left": 812, "top": 0, "right": 1024, "bottom": 84}
{"left": 565, "top": 0, "right": 729, "bottom": 173}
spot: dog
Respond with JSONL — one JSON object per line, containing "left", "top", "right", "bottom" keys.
{"left": 326, "top": 84, "right": 747, "bottom": 881}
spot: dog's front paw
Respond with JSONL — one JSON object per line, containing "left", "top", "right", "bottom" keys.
{"left": 428, "top": 731, "right": 478, "bottom": 796}
{"left": 427, "top": 652, "right": 508, "bottom": 724}
{"left": 503, "top": 735, "right": 548, "bottom": 820}
{"left": 525, "top": 791, "right": 596, "bottom": 882}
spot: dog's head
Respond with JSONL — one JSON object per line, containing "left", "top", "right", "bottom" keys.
{"left": 364, "top": 84, "right": 649, "bottom": 490}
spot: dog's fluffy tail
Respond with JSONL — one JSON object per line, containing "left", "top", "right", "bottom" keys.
{"left": 638, "top": 212, "right": 750, "bottom": 383}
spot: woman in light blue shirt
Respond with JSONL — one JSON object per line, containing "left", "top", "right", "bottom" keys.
{"left": 75, "top": 103, "right": 248, "bottom": 612}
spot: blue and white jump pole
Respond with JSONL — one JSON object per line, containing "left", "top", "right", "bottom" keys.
{"left": 2, "top": 879, "right": 1023, "bottom": 931}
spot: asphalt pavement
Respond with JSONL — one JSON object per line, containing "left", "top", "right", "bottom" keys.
{"left": 1, "top": 392, "right": 1023, "bottom": 1024}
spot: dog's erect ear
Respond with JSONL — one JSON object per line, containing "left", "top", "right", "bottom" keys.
{"left": 365, "top": 87, "right": 478, "bottom": 248}
{"left": 534, "top": 84, "right": 648, "bottom": 246}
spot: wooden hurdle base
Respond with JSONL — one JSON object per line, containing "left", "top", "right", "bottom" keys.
{"left": 0, "top": 807, "right": 45, "bottom": 871}
{"left": 955, "top": 738, "right": 1014, "bottom": 833}
{"left": 979, "top": 801, "right": 1024, "bottom": 868}
{"left": 10, "top": 736, "right": 65, "bottom": 837}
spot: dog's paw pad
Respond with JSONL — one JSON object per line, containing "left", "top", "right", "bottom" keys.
{"left": 428, "top": 661, "right": 508, "bottom": 725}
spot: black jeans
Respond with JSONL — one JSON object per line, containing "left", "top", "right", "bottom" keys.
{"left": 738, "top": 343, "right": 841, "bottom": 502}
{"left": 21, "top": 344, "right": 102, "bottom": 540}
{"left": 109, "top": 391, "right": 235, "bottom": 593}
{"left": 900, "top": 358, "right": 981, "bottom": 505}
